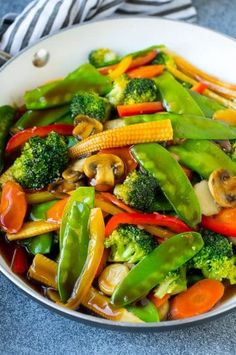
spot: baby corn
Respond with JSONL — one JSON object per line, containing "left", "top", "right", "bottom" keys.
{"left": 7, "top": 221, "right": 59, "bottom": 241}
{"left": 69, "top": 120, "right": 173, "bottom": 158}
{"left": 29, "top": 254, "right": 57, "bottom": 289}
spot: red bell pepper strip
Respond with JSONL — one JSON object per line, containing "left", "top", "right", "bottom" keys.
{"left": 0, "top": 181, "right": 27, "bottom": 234}
{"left": 6, "top": 124, "right": 74, "bottom": 153}
{"left": 100, "top": 192, "right": 136, "bottom": 213}
{"left": 180, "top": 165, "right": 193, "bottom": 180}
{"left": 11, "top": 246, "right": 28, "bottom": 274}
{"left": 105, "top": 212, "right": 191, "bottom": 237}
{"left": 117, "top": 102, "right": 164, "bottom": 117}
{"left": 191, "top": 82, "right": 208, "bottom": 94}
{"left": 98, "top": 50, "right": 157, "bottom": 75}
{"left": 202, "top": 207, "right": 236, "bottom": 237}
{"left": 129, "top": 50, "right": 158, "bottom": 70}
{"left": 127, "top": 65, "right": 165, "bottom": 79}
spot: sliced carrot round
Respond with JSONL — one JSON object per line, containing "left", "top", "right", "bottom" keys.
{"left": 170, "top": 279, "right": 224, "bottom": 320}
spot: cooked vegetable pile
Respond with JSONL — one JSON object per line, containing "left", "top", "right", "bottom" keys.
{"left": 1, "top": 45, "right": 236, "bottom": 323}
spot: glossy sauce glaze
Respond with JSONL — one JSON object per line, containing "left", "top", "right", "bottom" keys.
{"left": 1, "top": 234, "right": 236, "bottom": 318}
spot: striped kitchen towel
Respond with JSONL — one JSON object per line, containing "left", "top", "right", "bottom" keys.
{"left": 0, "top": 0, "right": 196, "bottom": 56}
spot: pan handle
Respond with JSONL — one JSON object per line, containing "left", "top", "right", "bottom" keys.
{"left": 0, "top": 50, "right": 11, "bottom": 67}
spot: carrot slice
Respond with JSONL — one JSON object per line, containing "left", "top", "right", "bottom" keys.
{"left": 170, "top": 279, "right": 224, "bottom": 320}
{"left": 127, "top": 65, "right": 165, "bottom": 79}
{"left": 117, "top": 102, "right": 164, "bottom": 117}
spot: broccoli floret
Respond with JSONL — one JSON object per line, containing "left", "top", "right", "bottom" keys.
{"left": 11, "top": 132, "right": 68, "bottom": 189}
{"left": 70, "top": 90, "right": 111, "bottom": 122}
{"left": 88, "top": 48, "right": 119, "bottom": 68}
{"left": 123, "top": 78, "right": 158, "bottom": 105}
{"left": 190, "top": 229, "right": 236, "bottom": 284}
{"left": 114, "top": 170, "right": 158, "bottom": 212}
{"left": 107, "top": 74, "right": 129, "bottom": 106}
{"left": 153, "top": 267, "right": 187, "bottom": 299}
{"left": 151, "top": 50, "right": 175, "bottom": 67}
{"left": 105, "top": 224, "right": 156, "bottom": 263}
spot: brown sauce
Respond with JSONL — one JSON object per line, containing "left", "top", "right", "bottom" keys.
{"left": 0, "top": 236, "right": 43, "bottom": 294}
{"left": 1, "top": 235, "right": 236, "bottom": 320}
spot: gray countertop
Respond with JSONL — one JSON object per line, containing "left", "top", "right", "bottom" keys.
{"left": 1, "top": 1, "right": 236, "bottom": 354}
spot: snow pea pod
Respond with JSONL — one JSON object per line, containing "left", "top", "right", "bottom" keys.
{"left": 58, "top": 187, "right": 95, "bottom": 302}
{"left": 169, "top": 140, "right": 236, "bottom": 179}
{"left": 154, "top": 72, "right": 204, "bottom": 116}
{"left": 131, "top": 143, "right": 201, "bottom": 227}
{"left": 55, "top": 114, "right": 74, "bottom": 125}
{"left": 30, "top": 200, "right": 58, "bottom": 221}
{"left": 24, "top": 64, "right": 112, "bottom": 110}
{"left": 112, "top": 232, "right": 204, "bottom": 307}
{"left": 15, "top": 105, "right": 70, "bottom": 130}
{"left": 0, "top": 105, "right": 15, "bottom": 173}
{"left": 126, "top": 299, "right": 159, "bottom": 322}
{"left": 24, "top": 200, "right": 58, "bottom": 255}
{"left": 189, "top": 90, "right": 224, "bottom": 117}
{"left": 123, "top": 112, "right": 236, "bottom": 139}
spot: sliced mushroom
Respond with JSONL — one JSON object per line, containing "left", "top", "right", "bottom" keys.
{"left": 214, "top": 140, "right": 232, "bottom": 154}
{"left": 98, "top": 264, "right": 129, "bottom": 296}
{"left": 48, "top": 178, "right": 84, "bottom": 198}
{"left": 83, "top": 153, "right": 124, "bottom": 191}
{"left": 62, "top": 158, "right": 85, "bottom": 182}
{"left": 194, "top": 180, "right": 221, "bottom": 216}
{"left": 208, "top": 169, "right": 236, "bottom": 207}
{"left": 73, "top": 115, "right": 103, "bottom": 140}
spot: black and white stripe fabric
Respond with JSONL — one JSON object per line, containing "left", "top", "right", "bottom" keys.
{"left": 0, "top": 0, "right": 196, "bottom": 56}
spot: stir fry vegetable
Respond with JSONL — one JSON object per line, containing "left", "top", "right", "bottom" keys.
{"left": 2, "top": 45, "right": 236, "bottom": 323}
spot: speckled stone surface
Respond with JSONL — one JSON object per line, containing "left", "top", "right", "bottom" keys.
{"left": 1, "top": 1, "right": 236, "bottom": 354}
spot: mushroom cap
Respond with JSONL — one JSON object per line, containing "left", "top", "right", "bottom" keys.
{"left": 62, "top": 159, "right": 85, "bottom": 182}
{"left": 73, "top": 115, "right": 103, "bottom": 140}
{"left": 208, "top": 168, "right": 236, "bottom": 208}
{"left": 83, "top": 153, "right": 125, "bottom": 191}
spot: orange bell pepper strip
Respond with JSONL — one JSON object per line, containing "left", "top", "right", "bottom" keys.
{"left": 47, "top": 198, "right": 68, "bottom": 223}
{"left": 109, "top": 56, "right": 132, "bottom": 80}
{"left": 213, "top": 109, "right": 236, "bottom": 126}
{"left": 127, "top": 65, "right": 165, "bottom": 79}
{"left": 170, "top": 279, "right": 224, "bottom": 320}
{"left": 117, "top": 102, "right": 164, "bottom": 117}
{"left": 98, "top": 50, "right": 157, "bottom": 75}
{"left": 0, "top": 181, "right": 27, "bottom": 233}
